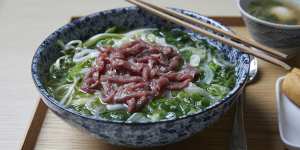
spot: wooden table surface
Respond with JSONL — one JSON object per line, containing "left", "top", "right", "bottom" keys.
{"left": 32, "top": 26, "right": 300, "bottom": 150}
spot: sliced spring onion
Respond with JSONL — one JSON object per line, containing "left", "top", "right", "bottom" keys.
{"left": 93, "top": 105, "right": 106, "bottom": 117}
{"left": 124, "top": 28, "right": 157, "bottom": 38}
{"left": 200, "top": 64, "right": 214, "bottom": 84}
{"left": 79, "top": 68, "right": 90, "bottom": 74}
{"left": 207, "top": 84, "right": 230, "bottom": 99}
{"left": 73, "top": 49, "right": 99, "bottom": 63}
{"left": 141, "top": 33, "right": 156, "bottom": 43}
{"left": 113, "top": 28, "right": 157, "bottom": 48}
{"left": 83, "top": 33, "right": 124, "bottom": 48}
{"left": 190, "top": 54, "right": 201, "bottom": 67}
{"left": 112, "top": 37, "right": 134, "bottom": 48}
{"left": 52, "top": 56, "right": 67, "bottom": 70}
{"left": 212, "top": 55, "right": 234, "bottom": 68}
{"left": 147, "top": 113, "right": 161, "bottom": 122}
{"left": 65, "top": 40, "right": 83, "bottom": 49}
{"left": 85, "top": 97, "right": 98, "bottom": 111}
{"left": 155, "top": 37, "right": 177, "bottom": 50}
{"left": 71, "top": 96, "right": 95, "bottom": 106}
{"left": 126, "top": 113, "right": 150, "bottom": 123}
{"left": 165, "top": 112, "right": 176, "bottom": 120}
{"left": 106, "top": 104, "right": 128, "bottom": 111}
{"left": 206, "top": 49, "right": 212, "bottom": 62}
{"left": 180, "top": 47, "right": 206, "bottom": 63}
{"left": 184, "top": 82, "right": 208, "bottom": 95}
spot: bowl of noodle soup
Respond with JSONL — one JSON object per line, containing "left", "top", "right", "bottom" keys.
{"left": 32, "top": 7, "right": 250, "bottom": 147}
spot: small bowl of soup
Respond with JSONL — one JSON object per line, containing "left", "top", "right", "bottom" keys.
{"left": 237, "top": 0, "right": 300, "bottom": 57}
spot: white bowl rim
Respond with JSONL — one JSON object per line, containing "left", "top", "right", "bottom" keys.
{"left": 236, "top": 0, "right": 300, "bottom": 29}
{"left": 276, "top": 77, "right": 300, "bottom": 149}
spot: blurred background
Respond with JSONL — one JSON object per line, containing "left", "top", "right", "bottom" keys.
{"left": 0, "top": 0, "right": 238, "bottom": 149}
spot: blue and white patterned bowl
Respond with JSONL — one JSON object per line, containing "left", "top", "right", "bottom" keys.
{"left": 31, "top": 7, "right": 250, "bottom": 147}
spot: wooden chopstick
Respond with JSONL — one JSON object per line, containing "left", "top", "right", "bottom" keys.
{"left": 127, "top": 0, "right": 292, "bottom": 70}
{"left": 133, "top": 0, "right": 288, "bottom": 60}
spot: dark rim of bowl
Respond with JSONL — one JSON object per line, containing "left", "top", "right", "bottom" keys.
{"left": 237, "top": 0, "right": 300, "bottom": 29}
{"left": 31, "top": 6, "right": 250, "bottom": 125}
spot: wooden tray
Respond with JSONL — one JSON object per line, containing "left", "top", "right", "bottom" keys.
{"left": 22, "top": 16, "right": 300, "bottom": 150}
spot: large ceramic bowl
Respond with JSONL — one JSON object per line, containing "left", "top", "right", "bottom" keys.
{"left": 237, "top": 0, "right": 300, "bottom": 57}
{"left": 32, "top": 7, "right": 250, "bottom": 147}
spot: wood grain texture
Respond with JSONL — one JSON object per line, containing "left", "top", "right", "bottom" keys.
{"left": 211, "top": 17, "right": 245, "bottom": 26}
{"left": 31, "top": 26, "right": 299, "bottom": 150}
{"left": 34, "top": 108, "right": 234, "bottom": 150}
{"left": 21, "top": 100, "right": 47, "bottom": 150}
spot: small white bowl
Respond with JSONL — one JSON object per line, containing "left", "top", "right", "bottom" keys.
{"left": 276, "top": 77, "right": 300, "bottom": 150}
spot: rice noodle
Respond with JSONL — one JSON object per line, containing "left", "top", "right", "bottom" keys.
{"left": 190, "top": 54, "right": 201, "bottom": 67}
{"left": 106, "top": 104, "right": 128, "bottom": 111}
{"left": 200, "top": 64, "right": 214, "bottom": 84}
{"left": 184, "top": 82, "right": 208, "bottom": 95}
{"left": 73, "top": 48, "right": 99, "bottom": 63}
{"left": 59, "top": 78, "right": 78, "bottom": 105}
{"left": 212, "top": 54, "right": 233, "bottom": 68}
{"left": 126, "top": 113, "right": 150, "bottom": 122}
{"left": 65, "top": 40, "right": 83, "bottom": 49}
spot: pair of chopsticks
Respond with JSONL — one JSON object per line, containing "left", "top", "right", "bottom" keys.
{"left": 126, "top": 0, "right": 292, "bottom": 70}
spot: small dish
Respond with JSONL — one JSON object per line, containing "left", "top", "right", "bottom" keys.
{"left": 276, "top": 77, "right": 300, "bottom": 150}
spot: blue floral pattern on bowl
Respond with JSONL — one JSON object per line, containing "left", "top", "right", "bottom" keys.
{"left": 31, "top": 7, "right": 250, "bottom": 147}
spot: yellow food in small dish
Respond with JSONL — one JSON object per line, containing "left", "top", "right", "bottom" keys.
{"left": 282, "top": 68, "right": 300, "bottom": 107}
